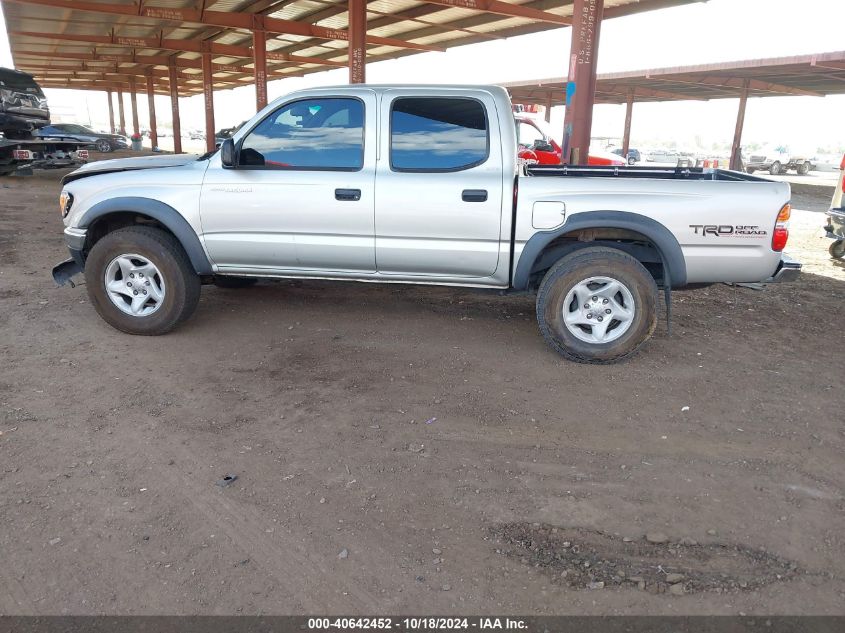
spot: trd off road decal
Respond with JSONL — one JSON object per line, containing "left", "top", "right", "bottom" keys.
{"left": 689, "top": 224, "right": 768, "bottom": 238}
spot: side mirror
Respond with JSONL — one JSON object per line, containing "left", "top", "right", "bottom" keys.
{"left": 533, "top": 140, "right": 554, "bottom": 153}
{"left": 220, "top": 138, "right": 236, "bottom": 168}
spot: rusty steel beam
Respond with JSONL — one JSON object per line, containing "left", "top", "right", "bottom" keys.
{"left": 128, "top": 76, "right": 140, "bottom": 137}
{"left": 253, "top": 29, "right": 268, "bottom": 110}
{"left": 106, "top": 89, "right": 115, "bottom": 134}
{"left": 730, "top": 79, "right": 749, "bottom": 171}
{"left": 348, "top": 0, "right": 366, "bottom": 84}
{"left": 5, "top": 0, "right": 442, "bottom": 52}
{"left": 202, "top": 52, "right": 216, "bottom": 154}
{"left": 146, "top": 73, "right": 158, "bottom": 150}
{"left": 414, "top": 0, "right": 570, "bottom": 25}
{"left": 11, "top": 32, "right": 348, "bottom": 68}
{"left": 169, "top": 61, "right": 182, "bottom": 154}
{"left": 562, "top": 0, "right": 603, "bottom": 165}
{"left": 621, "top": 88, "right": 633, "bottom": 157}
{"left": 117, "top": 89, "right": 126, "bottom": 135}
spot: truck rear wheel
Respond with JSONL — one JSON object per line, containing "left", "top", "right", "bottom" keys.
{"left": 796, "top": 163, "right": 810, "bottom": 175}
{"left": 769, "top": 161, "right": 782, "bottom": 175}
{"left": 84, "top": 226, "right": 200, "bottom": 335}
{"left": 536, "top": 247, "right": 658, "bottom": 363}
{"left": 830, "top": 240, "right": 845, "bottom": 260}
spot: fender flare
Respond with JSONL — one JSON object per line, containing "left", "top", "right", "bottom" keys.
{"left": 77, "top": 197, "right": 214, "bottom": 275}
{"left": 512, "top": 210, "right": 687, "bottom": 290}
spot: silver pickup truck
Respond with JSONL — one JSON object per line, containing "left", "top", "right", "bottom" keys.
{"left": 52, "top": 85, "right": 800, "bottom": 363}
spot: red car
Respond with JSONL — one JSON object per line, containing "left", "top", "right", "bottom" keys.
{"left": 516, "top": 116, "right": 625, "bottom": 167}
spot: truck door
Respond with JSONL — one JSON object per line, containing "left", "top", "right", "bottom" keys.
{"left": 200, "top": 91, "right": 376, "bottom": 273}
{"left": 374, "top": 91, "right": 504, "bottom": 278}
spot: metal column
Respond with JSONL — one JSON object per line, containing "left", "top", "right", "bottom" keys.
{"left": 128, "top": 76, "right": 140, "bottom": 137}
{"left": 106, "top": 90, "right": 115, "bottom": 134}
{"left": 348, "top": 0, "right": 366, "bottom": 84}
{"left": 168, "top": 61, "right": 182, "bottom": 154}
{"left": 202, "top": 51, "right": 216, "bottom": 154}
{"left": 545, "top": 94, "right": 553, "bottom": 123}
{"left": 621, "top": 89, "right": 634, "bottom": 158}
{"left": 117, "top": 89, "right": 126, "bottom": 136}
{"left": 561, "top": 0, "right": 604, "bottom": 165}
{"left": 730, "top": 79, "right": 750, "bottom": 171}
{"left": 146, "top": 74, "right": 158, "bottom": 150}
{"left": 253, "top": 26, "right": 268, "bottom": 111}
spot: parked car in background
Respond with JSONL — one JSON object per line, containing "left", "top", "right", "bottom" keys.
{"left": 824, "top": 153, "right": 845, "bottom": 259}
{"left": 516, "top": 116, "right": 625, "bottom": 167}
{"left": 214, "top": 121, "right": 248, "bottom": 148}
{"left": 611, "top": 147, "right": 643, "bottom": 164}
{"left": 0, "top": 67, "right": 49, "bottom": 138}
{"left": 745, "top": 146, "right": 814, "bottom": 175}
{"left": 33, "top": 123, "right": 128, "bottom": 153}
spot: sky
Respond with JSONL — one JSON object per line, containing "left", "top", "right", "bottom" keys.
{"left": 1, "top": 0, "right": 844, "bottom": 156}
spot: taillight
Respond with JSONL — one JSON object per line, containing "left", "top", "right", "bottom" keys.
{"left": 772, "top": 202, "right": 790, "bottom": 251}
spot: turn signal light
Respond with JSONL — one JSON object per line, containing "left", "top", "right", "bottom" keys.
{"left": 777, "top": 203, "right": 791, "bottom": 222}
{"left": 772, "top": 227, "right": 789, "bottom": 252}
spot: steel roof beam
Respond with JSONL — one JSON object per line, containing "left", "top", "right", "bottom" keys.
{"left": 3, "top": 0, "right": 442, "bottom": 52}
{"left": 413, "top": 0, "right": 570, "bottom": 25}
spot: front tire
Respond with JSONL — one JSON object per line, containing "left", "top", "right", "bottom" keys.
{"left": 830, "top": 240, "right": 845, "bottom": 260}
{"left": 536, "top": 247, "right": 658, "bottom": 363}
{"left": 796, "top": 163, "right": 810, "bottom": 175}
{"left": 769, "top": 161, "right": 782, "bottom": 175}
{"left": 95, "top": 139, "right": 113, "bottom": 153}
{"left": 84, "top": 226, "right": 200, "bottom": 335}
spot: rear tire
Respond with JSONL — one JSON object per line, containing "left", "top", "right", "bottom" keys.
{"left": 769, "top": 161, "right": 782, "bottom": 175}
{"left": 536, "top": 247, "right": 658, "bottom": 364}
{"left": 796, "top": 163, "right": 810, "bottom": 175}
{"left": 830, "top": 240, "right": 845, "bottom": 260}
{"left": 95, "top": 139, "right": 113, "bottom": 153}
{"left": 84, "top": 226, "right": 200, "bottom": 335}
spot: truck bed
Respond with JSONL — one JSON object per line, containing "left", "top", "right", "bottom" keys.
{"left": 525, "top": 164, "right": 767, "bottom": 182}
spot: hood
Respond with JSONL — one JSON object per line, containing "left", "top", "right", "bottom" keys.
{"left": 62, "top": 153, "right": 200, "bottom": 184}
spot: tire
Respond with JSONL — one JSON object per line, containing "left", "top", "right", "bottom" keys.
{"left": 830, "top": 240, "right": 845, "bottom": 260}
{"left": 84, "top": 226, "right": 201, "bottom": 335}
{"left": 628, "top": 156, "right": 636, "bottom": 165}
{"left": 213, "top": 276, "right": 258, "bottom": 289}
{"left": 746, "top": 167, "right": 756, "bottom": 174}
{"left": 796, "top": 163, "right": 810, "bottom": 175}
{"left": 536, "top": 247, "right": 658, "bottom": 364}
{"left": 769, "top": 161, "right": 782, "bottom": 175}
{"left": 95, "top": 139, "right": 113, "bottom": 153}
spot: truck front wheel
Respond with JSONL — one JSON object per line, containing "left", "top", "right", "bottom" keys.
{"left": 84, "top": 226, "right": 201, "bottom": 335}
{"left": 536, "top": 247, "right": 658, "bottom": 363}
{"left": 769, "top": 161, "right": 782, "bottom": 175}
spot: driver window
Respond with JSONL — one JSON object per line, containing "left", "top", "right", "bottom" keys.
{"left": 239, "top": 97, "right": 364, "bottom": 170}
{"left": 517, "top": 121, "right": 546, "bottom": 148}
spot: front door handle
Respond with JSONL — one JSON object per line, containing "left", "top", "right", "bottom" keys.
{"left": 462, "top": 189, "right": 488, "bottom": 203}
{"left": 335, "top": 188, "right": 361, "bottom": 201}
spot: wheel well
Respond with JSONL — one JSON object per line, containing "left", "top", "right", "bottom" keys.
{"left": 86, "top": 212, "right": 172, "bottom": 251}
{"left": 527, "top": 228, "right": 665, "bottom": 291}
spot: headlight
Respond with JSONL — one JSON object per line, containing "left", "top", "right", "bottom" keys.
{"left": 59, "top": 191, "right": 73, "bottom": 218}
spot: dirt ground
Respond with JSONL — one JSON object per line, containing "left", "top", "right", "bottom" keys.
{"left": 1, "top": 157, "right": 843, "bottom": 616}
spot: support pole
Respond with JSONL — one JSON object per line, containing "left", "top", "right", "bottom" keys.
{"left": 117, "top": 89, "right": 126, "bottom": 136}
{"left": 202, "top": 51, "right": 216, "bottom": 154}
{"left": 106, "top": 89, "right": 115, "bottom": 134}
{"left": 621, "top": 88, "right": 634, "bottom": 159}
{"left": 128, "top": 76, "right": 140, "bottom": 137}
{"left": 348, "top": 0, "right": 366, "bottom": 84}
{"left": 168, "top": 61, "right": 182, "bottom": 154}
{"left": 545, "top": 94, "right": 553, "bottom": 123}
{"left": 253, "top": 27, "right": 268, "bottom": 111}
{"left": 145, "top": 73, "right": 158, "bottom": 151}
{"left": 730, "top": 79, "right": 750, "bottom": 171}
{"left": 561, "top": 0, "right": 604, "bottom": 165}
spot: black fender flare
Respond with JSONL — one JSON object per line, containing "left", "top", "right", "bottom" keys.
{"left": 512, "top": 210, "right": 687, "bottom": 290}
{"left": 77, "top": 196, "right": 214, "bottom": 275}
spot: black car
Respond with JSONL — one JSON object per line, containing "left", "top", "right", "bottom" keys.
{"left": 33, "top": 123, "right": 129, "bottom": 153}
{"left": 0, "top": 67, "right": 50, "bottom": 138}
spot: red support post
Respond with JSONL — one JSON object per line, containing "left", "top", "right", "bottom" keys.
{"left": 128, "top": 76, "right": 140, "bottom": 137}
{"left": 168, "top": 61, "right": 182, "bottom": 154}
{"left": 561, "top": 0, "right": 604, "bottom": 165}
{"left": 106, "top": 89, "right": 115, "bottom": 134}
{"left": 202, "top": 51, "right": 216, "bottom": 154}
{"left": 621, "top": 88, "right": 634, "bottom": 158}
{"left": 348, "top": 0, "right": 366, "bottom": 84}
{"left": 730, "top": 79, "right": 750, "bottom": 171}
{"left": 117, "top": 89, "right": 126, "bottom": 136}
{"left": 146, "top": 73, "right": 158, "bottom": 150}
{"left": 253, "top": 27, "right": 268, "bottom": 111}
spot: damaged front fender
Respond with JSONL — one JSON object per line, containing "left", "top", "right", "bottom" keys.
{"left": 52, "top": 257, "right": 83, "bottom": 287}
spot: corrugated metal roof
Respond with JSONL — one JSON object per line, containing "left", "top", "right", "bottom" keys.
{"left": 1, "top": 0, "right": 705, "bottom": 95}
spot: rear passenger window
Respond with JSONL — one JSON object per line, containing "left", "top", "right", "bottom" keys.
{"left": 390, "top": 97, "right": 488, "bottom": 172}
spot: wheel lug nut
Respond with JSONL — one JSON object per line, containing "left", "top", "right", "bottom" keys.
{"left": 605, "top": 309, "right": 611, "bottom": 314}
{"left": 603, "top": 298, "right": 608, "bottom": 304}
{"left": 584, "top": 303, "right": 590, "bottom": 309}
{"left": 130, "top": 273, "right": 134, "bottom": 278}
{"left": 592, "top": 296, "right": 597, "bottom": 301}
{"left": 133, "top": 290, "right": 138, "bottom": 296}
{"left": 127, "top": 282, "right": 132, "bottom": 287}
{"left": 145, "top": 280, "right": 150, "bottom": 286}
{"left": 142, "top": 290, "right": 147, "bottom": 295}
{"left": 587, "top": 313, "right": 593, "bottom": 319}
{"left": 597, "top": 316, "right": 604, "bottom": 322}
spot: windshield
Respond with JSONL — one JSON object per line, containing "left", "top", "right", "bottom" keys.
{"left": 0, "top": 69, "right": 45, "bottom": 97}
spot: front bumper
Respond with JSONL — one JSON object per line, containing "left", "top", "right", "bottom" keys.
{"left": 764, "top": 254, "right": 802, "bottom": 283}
{"left": 52, "top": 227, "right": 87, "bottom": 286}
{"left": 824, "top": 209, "right": 845, "bottom": 240}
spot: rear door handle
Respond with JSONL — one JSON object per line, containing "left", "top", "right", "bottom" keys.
{"left": 462, "top": 189, "right": 488, "bottom": 203}
{"left": 335, "top": 188, "right": 361, "bottom": 201}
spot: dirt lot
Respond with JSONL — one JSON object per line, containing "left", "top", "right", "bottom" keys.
{"left": 1, "top": 159, "right": 843, "bottom": 616}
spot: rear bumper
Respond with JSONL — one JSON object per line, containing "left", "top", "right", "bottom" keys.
{"left": 765, "top": 254, "right": 802, "bottom": 283}
{"left": 824, "top": 209, "right": 845, "bottom": 240}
